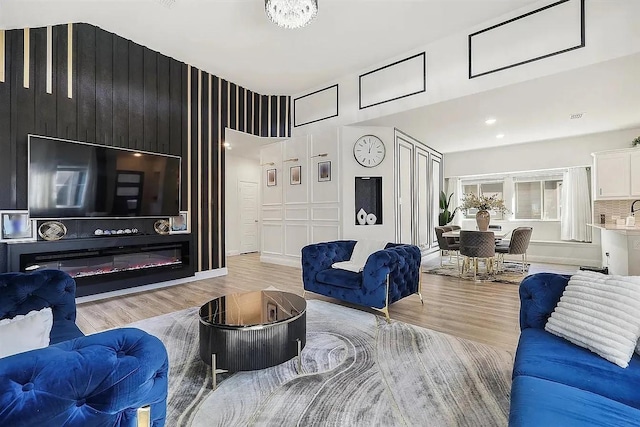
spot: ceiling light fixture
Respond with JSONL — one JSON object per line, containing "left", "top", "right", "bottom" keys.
{"left": 265, "top": 0, "right": 318, "bottom": 29}
{"left": 496, "top": 134, "right": 505, "bottom": 139}
{"left": 485, "top": 118, "right": 497, "bottom": 125}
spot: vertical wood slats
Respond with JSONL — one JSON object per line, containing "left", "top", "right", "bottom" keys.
{"left": 0, "top": 23, "right": 290, "bottom": 273}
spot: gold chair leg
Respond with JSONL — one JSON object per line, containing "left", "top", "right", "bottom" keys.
{"left": 137, "top": 406, "right": 151, "bottom": 427}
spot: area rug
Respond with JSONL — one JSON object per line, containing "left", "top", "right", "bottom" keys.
{"left": 127, "top": 300, "right": 513, "bottom": 426}
{"left": 424, "top": 261, "right": 529, "bottom": 284}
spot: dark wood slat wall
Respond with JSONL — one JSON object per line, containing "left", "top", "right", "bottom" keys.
{"left": 0, "top": 23, "right": 291, "bottom": 273}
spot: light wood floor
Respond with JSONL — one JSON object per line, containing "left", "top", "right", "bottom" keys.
{"left": 76, "top": 253, "right": 577, "bottom": 352}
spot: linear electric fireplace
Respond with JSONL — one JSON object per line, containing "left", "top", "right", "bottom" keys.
{"left": 7, "top": 235, "right": 194, "bottom": 297}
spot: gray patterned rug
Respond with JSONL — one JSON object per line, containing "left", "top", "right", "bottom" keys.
{"left": 424, "top": 261, "right": 529, "bottom": 284}
{"left": 128, "top": 300, "right": 513, "bottom": 426}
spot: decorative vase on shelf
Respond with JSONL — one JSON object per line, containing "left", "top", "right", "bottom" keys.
{"left": 476, "top": 210, "right": 490, "bottom": 231}
{"left": 366, "top": 213, "right": 377, "bottom": 225}
{"left": 357, "top": 208, "right": 367, "bottom": 225}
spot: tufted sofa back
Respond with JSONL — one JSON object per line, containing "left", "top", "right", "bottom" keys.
{"left": 519, "top": 273, "right": 571, "bottom": 330}
{"left": 0, "top": 269, "right": 77, "bottom": 325}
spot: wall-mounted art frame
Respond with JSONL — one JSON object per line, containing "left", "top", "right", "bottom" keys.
{"left": 0, "top": 211, "right": 36, "bottom": 242}
{"left": 290, "top": 165, "right": 301, "bottom": 185}
{"left": 318, "top": 161, "right": 331, "bottom": 182}
{"left": 169, "top": 211, "right": 190, "bottom": 234}
{"left": 267, "top": 169, "right": 277, "bottom": 187}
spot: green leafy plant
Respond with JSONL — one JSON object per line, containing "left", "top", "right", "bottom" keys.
{"left": 633, "top": 136, "right": 640, "bottom": 147}
{"left": 460, "top": 193, "right": 509, "bottom": 214}
{"left": 439, "top": 191, "right": 460, "bottom": 226}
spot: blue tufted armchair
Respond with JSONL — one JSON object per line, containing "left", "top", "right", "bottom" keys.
{"left": 301, "top": 241, "right": 422, "bottom": 321}
{"left": 0, "top": 270, "right": 168, "bottom": 427}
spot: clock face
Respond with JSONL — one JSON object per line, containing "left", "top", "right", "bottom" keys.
{"left": 353, "top": 135, "right": 385, "bottom": 168}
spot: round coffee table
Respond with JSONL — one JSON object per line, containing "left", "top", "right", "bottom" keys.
{"left": 199, "top": 290, "right": 306, "bottom": 386}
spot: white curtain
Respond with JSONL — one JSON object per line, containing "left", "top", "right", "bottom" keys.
{"left": 446, "top": 177, "right": 463, "bottom": 226}
{"left": 561, "top": 167, "right": 592, "bottom": 242}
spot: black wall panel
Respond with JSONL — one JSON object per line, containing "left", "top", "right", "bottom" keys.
{"left": 0, "top": 32, "right": 12, "bottom": 208}
{"left": 76, "top": 24, "right": 96, "bottom": 143}
{"left": 33, "top": 27, "right": 56, "bottom": 137}
{"left": 55, "top": 24, "right": 77, "bottom": 141}
{"left": 143, "top": 47, "right": 158, "bottom": 153}
{"left": 128, "top": 41, "right": 144, "bottom": 150}
{"left": 95, "top": 28, "right": 113, "bottom": 146}
{"left": 14, "top": 29, "right": 35, "bottom": 209}
{"left": 0, "top": 22, "right": 288, "bottom": 274}
{"left": 157, "top": 54, "right": 170, "bottom": 154}
{"left": 279, "top": 95, "right": 287, "bottom": 138}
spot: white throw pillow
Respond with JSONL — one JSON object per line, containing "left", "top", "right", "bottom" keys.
{"left": 0, "top": 307, "right": 53, "bottom": 358}
{"left": 332, "top": 240, "right": 387, "bottom": 273}
{"left": 545, "top": 271, "right": 640, "bottom": 368}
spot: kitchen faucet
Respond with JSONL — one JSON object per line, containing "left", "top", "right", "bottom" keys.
{"left": 632, "top": 200, "right": 640, "bottom": 216}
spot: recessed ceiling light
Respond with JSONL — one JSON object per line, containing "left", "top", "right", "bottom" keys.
{"left": 223, "top": 142, "right": 230, "bottom": 147}
{"left": 485, "top": 118, "right": 497, "bottom": 125}
{"left": 496, "top": 134, "right": 505, "bottom": 139}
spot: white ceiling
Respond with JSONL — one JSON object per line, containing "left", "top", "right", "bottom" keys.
{"left": 0, "top": 0, "right": 539, "bottom": 95}
{"left": 360, "top": 52, "right": 640, "bottom": 153}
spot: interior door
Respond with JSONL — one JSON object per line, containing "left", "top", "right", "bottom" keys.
{"left": 239, "top": 181, "right": 259, "bottom": 254}
{"left": 397, "top": 140, "right": 414, "bottom": 244}
{"left": 431, "top": 155, "right": 442, "bottom": 247}
{"left": 415, "top": 148, "right": 429, "bottom": 248}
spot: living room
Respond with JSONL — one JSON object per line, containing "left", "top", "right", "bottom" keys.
{"left": 1, "top": 0, "right": 640, "bottom": 426}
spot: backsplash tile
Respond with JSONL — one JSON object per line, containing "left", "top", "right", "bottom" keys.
{"left": 593, "top": 200, "right": 638, "bottom": 223}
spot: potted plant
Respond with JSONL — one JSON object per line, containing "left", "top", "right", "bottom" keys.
{"left": 460, "top": 193, "right": 509, "bottom": 231}
{"left": 438, "top": 191, "right": 460, "bottom": 226}
{"left": 633, "top": 136, "right": 640, "bottom": 147}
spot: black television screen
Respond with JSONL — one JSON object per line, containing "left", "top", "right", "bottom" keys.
{"left": 28, "top": 135, "right": 181, "bottom": 218}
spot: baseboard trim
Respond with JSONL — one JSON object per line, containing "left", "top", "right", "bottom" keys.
{"left": 260, "top": 254, "right": 302, "bottom": 269}
{"left": 226, "top": 250, "right": 240, "bottom": 257}
{"left": 76, "top": 267, "right": 228, "bottom": 304}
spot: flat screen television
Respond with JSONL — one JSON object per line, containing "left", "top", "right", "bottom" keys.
{"left": 28, "top": 135, "right": 181, "bottom": 219}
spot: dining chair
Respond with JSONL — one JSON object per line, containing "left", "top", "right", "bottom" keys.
{"left": 459, "top": 230, "right": 496, "bottom": 281}
{"left": 435, "top": 226, "right": 460, "bottom": 268}
{"left": 495, "top": 227, "right": 533, "bottom": 274}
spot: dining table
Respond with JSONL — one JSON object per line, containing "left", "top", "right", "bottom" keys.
{"left": 442, "top": 229, "right": 510, "bottom": 239}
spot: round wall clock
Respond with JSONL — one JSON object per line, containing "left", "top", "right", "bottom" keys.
{"left": 353, "top": 135, "right": 385, "bottom": 168}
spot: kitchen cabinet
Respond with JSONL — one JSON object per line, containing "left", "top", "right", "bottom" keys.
{"left": 593, "top": 149, "right": 635, "bottom": 200}
{"left": 630, "top": 151, "right": 640, "bottom": 196}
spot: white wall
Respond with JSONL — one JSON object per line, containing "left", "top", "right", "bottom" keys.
{"left": 340, "top": 126, "right": 396, "bottom": 242}
{"left": 444, "top": 127, "right": 640, "bottom": 178}
{"left": 225, "top": 154, "right": 261, "bottom": 256}
{"left": 291, "top": 0, "right": 640, "bottom": 137}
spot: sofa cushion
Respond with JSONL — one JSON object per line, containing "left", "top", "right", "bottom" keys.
{"left": 514, "top": 328, "right": 640, "bottom": 409}
{"left": 510, "top": 375, "right": 640, "bottom": 427}
{"left": 544, "top": 271, "right": 640, "bottom": 368}
{"left": 0, "top": 308, "right": 53, "bottom": 358}
{"left": 316, "top": 268, "right": 362, "bottom": 290}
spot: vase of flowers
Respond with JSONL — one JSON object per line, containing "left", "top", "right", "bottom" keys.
{"left": 460, "top": 193, "right": 509, "bottom": 231}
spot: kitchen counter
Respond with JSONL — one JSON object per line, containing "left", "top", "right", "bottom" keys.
{"left": 588, "top": 223, "right": 640, "bottom": 235}
{"left": 589, "top": 224, "right": 640, "bottom": 275}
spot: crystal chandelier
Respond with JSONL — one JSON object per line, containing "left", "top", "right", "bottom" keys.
{"left": 265, "top": 0, "right": 318, "bottom": 29}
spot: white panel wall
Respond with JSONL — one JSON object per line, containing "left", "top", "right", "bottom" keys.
{"left": 225, "top": 154, "right": 261, "bottom": 256}
{"left": 470, "top": 0, "right": 583, "bottom": 77}
{"left": 259, "top": 130, "right": 341, "bottom": 267}
{"left": 341, "top": 126, "right": 396, "bottom": 242}
{"left": 291, "top": 0, "right": 640, "bottom": 136}
{"left": 294, "top": 85, "right": 339, "bottom": 127}
{"left": 360, "top": 53, "right": 426, "bottom": 109}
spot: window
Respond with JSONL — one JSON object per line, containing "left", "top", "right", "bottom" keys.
{"left": 461, "top": 180, "right": 504, "bottom": 219}
{"left": 55, "top": 168, "right": 88, "bottom": 208}
{"left": 514, "top": 179, "right": 562, "bottom": 220}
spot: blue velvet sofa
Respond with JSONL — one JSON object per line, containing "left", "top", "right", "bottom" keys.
{"left": 510, "top": 273, "right": 640, "bottom": 426}
{"left": 0, "top": 270, "right": 169, "bottom": 427}
{"left": 301, "top": 240, "right": 421, "bottom": 320}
